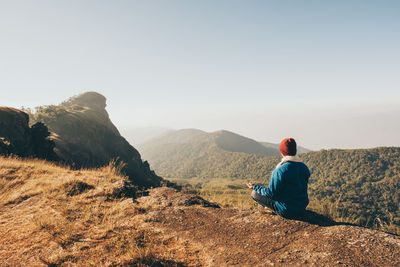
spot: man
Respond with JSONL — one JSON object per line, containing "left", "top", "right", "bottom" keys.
{"left": 247, "top": 138, "right": 310, "bottom": 218}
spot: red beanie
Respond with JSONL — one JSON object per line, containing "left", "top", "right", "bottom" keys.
{"left": 279, "top": 138, "right": 297, "bottom": 156}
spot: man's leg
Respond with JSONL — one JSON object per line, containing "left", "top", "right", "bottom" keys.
{"left": 251, "top": 190, "right": 280, "bottom": 214}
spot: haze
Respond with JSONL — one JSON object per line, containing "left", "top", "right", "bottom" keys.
{"left": 1, "top": 0, "right": 399, "bottom": 150}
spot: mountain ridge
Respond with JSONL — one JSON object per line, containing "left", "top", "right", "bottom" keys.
{"left": 138, "top": 128, "right": 311, "bottom": 161}
{"left": 138, "top": 128, "right": 292, "bottom": 159}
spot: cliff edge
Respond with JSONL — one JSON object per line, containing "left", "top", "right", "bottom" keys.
{"left": 31, "top": 92, "right": 162, "bottom": 188}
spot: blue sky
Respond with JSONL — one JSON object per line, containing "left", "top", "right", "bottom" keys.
{"left": 0, "top": 0, "right": 399, "bottom": 149}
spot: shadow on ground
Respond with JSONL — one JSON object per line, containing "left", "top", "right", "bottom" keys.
{"left": 292, "top": 210, "right": 357, "bottom": 227}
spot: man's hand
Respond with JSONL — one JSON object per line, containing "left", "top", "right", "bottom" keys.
{"left": 246, "top": 182, "right": 254, "bottom": 189}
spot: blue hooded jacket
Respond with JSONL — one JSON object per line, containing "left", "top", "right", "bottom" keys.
{"left": 253, "top": 161, "right": 310, "bottom": 218}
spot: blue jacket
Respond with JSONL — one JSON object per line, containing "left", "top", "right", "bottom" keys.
{"left": 253, "top": 161, "right": 310, "bottom": 218}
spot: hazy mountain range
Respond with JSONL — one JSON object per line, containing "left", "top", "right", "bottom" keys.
{"left": 120, "top": 127, "right": 171, "bottom": 146}
{"left": 136, "top": 128, "right": 310, "bottom": 178}
{"left": 136, "top": 128, "right": 310, "bottom": 157}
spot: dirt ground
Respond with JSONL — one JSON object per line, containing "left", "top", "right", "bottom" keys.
{"left": 138, "top": 187, "right": 400, "bottom": 267}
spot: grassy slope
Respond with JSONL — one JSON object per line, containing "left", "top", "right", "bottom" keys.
{"left": 0, "top": 157, "right": 194, "bottom": 266}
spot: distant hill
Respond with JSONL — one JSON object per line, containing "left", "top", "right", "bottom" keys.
{"left": 138, "top": 128, "right": 284, "bottom": 157}
{"left": 137, "top": 129, "right": 286, "bottom": 179}
{"left": 137, "top": 128, "right": 315, "bottom": 179}
{"left": 120, "top": 126, "right": 171, "bottom": 146}
{"left": 29, "top": 92, "right": 163, "bottom": 188}
{"left": 212, "top": 130, "right": 282, "bottom": 156}
{"left": 138, "top": 129, "right": 311, "bottom": 165}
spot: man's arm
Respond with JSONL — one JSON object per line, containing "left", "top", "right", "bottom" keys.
{"left": 253, "top": 168, "right": 286, "bottom": 200}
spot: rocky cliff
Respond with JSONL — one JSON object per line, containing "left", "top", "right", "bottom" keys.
{"left": 0, "top": 107, "right": 56, "bottom": 160}
{"left": 0, "top": 107, "right": 32, "bottom": 156}
{"left": 31, "top": 92, "right": 162, "bottom": 188}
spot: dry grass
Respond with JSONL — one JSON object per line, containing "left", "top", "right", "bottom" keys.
{"left": 170, "top": 177, "right": 258, "bottom": 210}
{"left": 0, "top": 156, "right": 187, "bottom": 266}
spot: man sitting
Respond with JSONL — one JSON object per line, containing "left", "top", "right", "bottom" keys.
{"left": 247, "top": 138, "right": 310, "bottom": 218}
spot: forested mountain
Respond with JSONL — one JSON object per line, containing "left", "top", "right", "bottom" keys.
{"left": 138, "top": 129, "right": 312, "bottom": 176}
{"left": 138, "top": 129, "right": 284, "bottom": 173}
{"left": 302, "top": 147, "right": 400, "bottom": 230}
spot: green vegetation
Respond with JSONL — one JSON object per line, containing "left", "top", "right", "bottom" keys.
{"left": 164, "top": 147, "right": 400, "bottom": 235}
{"left": 303, "top": 147, "right": 400, "bottom": 234}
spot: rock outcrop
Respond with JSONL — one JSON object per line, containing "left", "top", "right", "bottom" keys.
{"left": 0, "top": 107, "right": 56, "bottom": 160}
{"left": 31, "top": 92, "right": 163, "bottom": 188}
{"left": 0, "top": 107, "right": 32, "bottom": 156}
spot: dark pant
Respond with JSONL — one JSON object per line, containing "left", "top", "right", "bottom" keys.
{"left": 251, "top": 190, "right": 280, "bottom": 215}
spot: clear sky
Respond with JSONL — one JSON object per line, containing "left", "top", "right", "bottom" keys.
{"left": 1, "top": 0, "right": 399, "bottom": 150}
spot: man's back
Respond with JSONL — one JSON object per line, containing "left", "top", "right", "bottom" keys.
{"left": 273, "top": 161, "right": 310, "bottom": 217}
